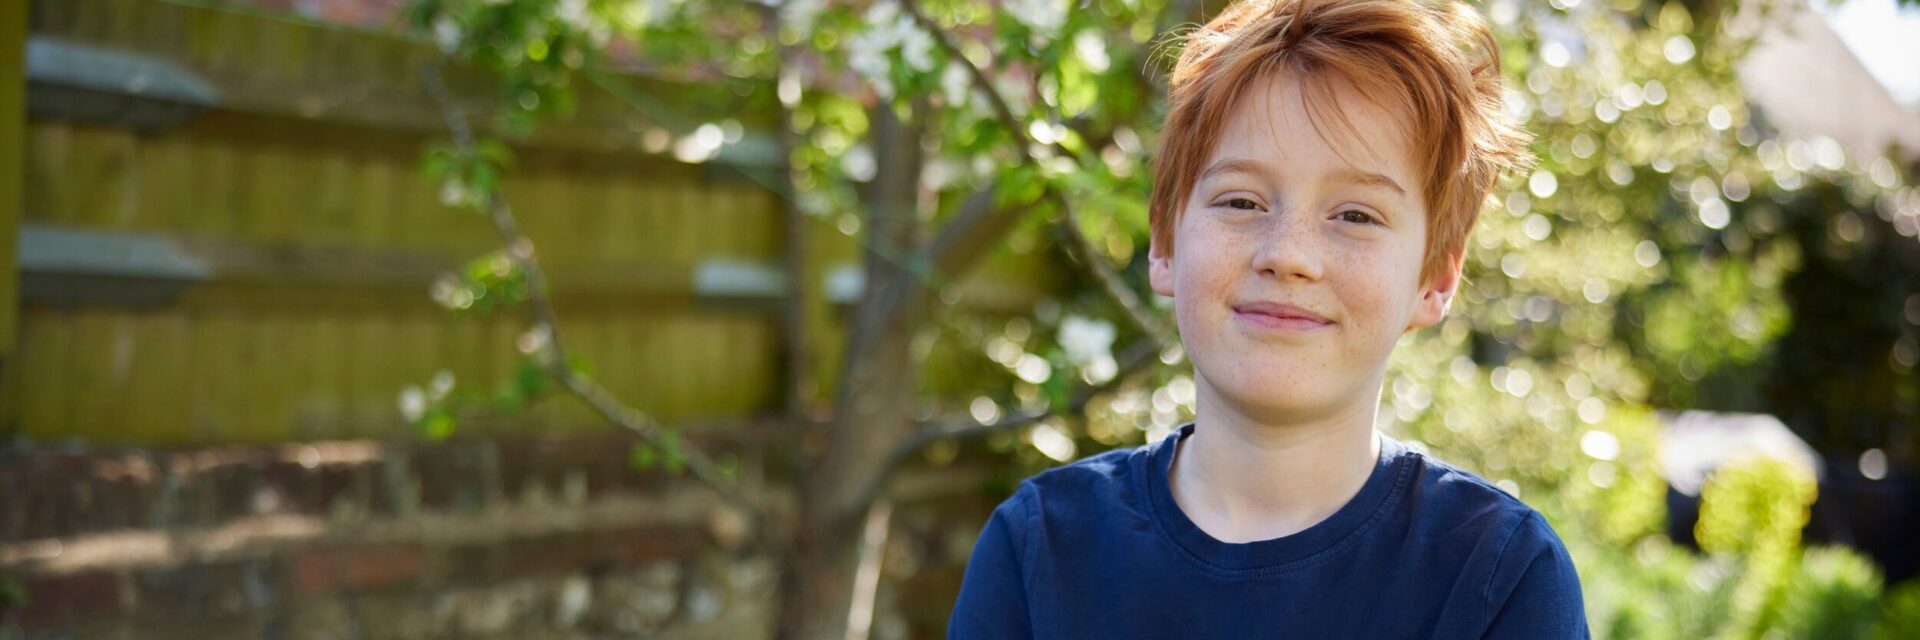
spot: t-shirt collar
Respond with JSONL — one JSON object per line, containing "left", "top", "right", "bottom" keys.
{"left": 1135, "top": 422, "right": 1413, "bottom": 573}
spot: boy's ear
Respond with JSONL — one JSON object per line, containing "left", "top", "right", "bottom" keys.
{"left": 1406, "top": 251, "right": 1465, "bottom": 332}
{"left": 1149, "top": 236, "right": 1175, "bottom": 298}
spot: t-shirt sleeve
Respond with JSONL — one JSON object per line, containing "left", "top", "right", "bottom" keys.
{"left": 1482, "top": 511, "right": 1590, "bottom": 640}
{"left": 947, "top": 484, "right": 1035, "bottom": 640}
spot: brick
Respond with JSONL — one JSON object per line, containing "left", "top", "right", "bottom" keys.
{"left": 15, "top": 569, "right": 127, "bottom": 629}
{"left": 291, "top": 546, "right": 424, "bottom": 595}
{"left": 131, "top": 561, "right": 271, "bottom": 624}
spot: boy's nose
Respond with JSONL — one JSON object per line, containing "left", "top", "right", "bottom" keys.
{"left": 1249, "top": 211, "right": 1325, "bottom": 282}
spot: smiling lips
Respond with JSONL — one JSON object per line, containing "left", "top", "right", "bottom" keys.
{"left": 1232, "top": 301, "right": 1334, "bottom": 331}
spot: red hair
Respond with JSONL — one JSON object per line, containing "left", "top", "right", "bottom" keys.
{"left": 1150, "top": 0, "right": 1532, "bottom": 287}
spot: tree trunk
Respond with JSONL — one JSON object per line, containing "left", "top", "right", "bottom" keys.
{"left": 774, "top": 103, "right": 928, "bottom": 640}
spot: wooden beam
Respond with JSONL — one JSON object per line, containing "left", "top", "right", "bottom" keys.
{"left": 24, "top": 36, "right": 219, "bottom": 132}
{"left": 1, "top": 0, "right": 24, "bottom": 357}
{"left": 27, "top": 0, "right": 781, "bottom": 168}
{"left": 15, "top": 224, "right": 1052, "bottom": 320}
{"left": 15, "top": 223, "right": 819, "bottom": 309}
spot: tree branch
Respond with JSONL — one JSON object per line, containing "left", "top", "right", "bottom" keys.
{"left": 419, "top": 60, "right": 767, "bottom": 540}
{"left": 903, "top": 0, "right": 1178, "bottom": 350}
{"left": 763, "top": 5, "right": 816, "bottom": 423}
{"left": 851, "top": 337, "right": 1161, "bottom": 509}
{"left": 924, "top": 183, "right": 1025, "bottom": 280}
{"left": 1051, "top": 190, "right": 1179, "bottom": 347}
{"left": 837, "top": 4, "right": 1181, "bottom": 501}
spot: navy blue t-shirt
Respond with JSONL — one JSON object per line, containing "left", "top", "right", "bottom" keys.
{"left": 949, "top": 423, "right": 1589, "bottom": 638}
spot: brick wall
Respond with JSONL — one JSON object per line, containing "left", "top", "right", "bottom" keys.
{"left": 0, "top": 428, "right": 1007, "bottom": 639}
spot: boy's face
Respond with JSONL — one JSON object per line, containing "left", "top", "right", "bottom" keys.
{"left": 1148, "top": 71, "right": 1460, "bottom": 426}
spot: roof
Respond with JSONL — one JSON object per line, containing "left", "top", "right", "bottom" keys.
{"left": 1736, "top": 0, "right": 1920, "bottom": 161}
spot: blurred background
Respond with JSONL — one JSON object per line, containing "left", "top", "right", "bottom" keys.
{"left": 1, "top": 0, "right": 1917, "bottom": 638}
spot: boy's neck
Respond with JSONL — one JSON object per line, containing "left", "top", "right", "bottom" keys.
{"left": 1167, "top": 375, "right": 1384, "bottom": 543}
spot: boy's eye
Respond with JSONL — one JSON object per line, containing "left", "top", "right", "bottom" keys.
{"left": 1223, "top": 197, "right": 1261, "bottom": 210}
{"left": 1338, "top": 209, "right": 1378, "bottom": 225}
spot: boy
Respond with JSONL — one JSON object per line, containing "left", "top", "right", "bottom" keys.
{"left": 948, "top": 0, "right": 1588, "bottom": 637}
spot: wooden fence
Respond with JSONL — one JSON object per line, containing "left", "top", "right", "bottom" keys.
{"left": 1, "top": 0, "right": 884, "bottom": 445}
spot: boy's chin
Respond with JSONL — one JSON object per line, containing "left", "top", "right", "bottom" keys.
{"left": 1207, "top": 378, "right": 1356, "bottom": 424}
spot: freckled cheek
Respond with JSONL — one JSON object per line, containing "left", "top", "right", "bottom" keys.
{"left": 1169, "top": 230, "right": 1244, "bottom": 343}
{"left": 1324, "top": 245, "right": 1412, "bottom": 344}
{"left": 1173, "top": 232, "right": 1250, "bottom": 304}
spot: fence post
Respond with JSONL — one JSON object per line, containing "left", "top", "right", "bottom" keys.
{"left": 0, "top": 0, "right": 26, "bottom": 405}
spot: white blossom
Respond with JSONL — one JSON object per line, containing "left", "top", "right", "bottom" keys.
{"left": 941, "top": 64, "right": 971, "bottom": 106}
{"left": 781, "top": 0, "right": 826, "bottom": 32}
{"left": 557, "top": 0, "right": 592, "bottom": 31}
{"left": 430, "top": 370, "right": 456, "bottom": 400}
{"left": 846, "top": 3, "right": 903, "bottom": 98}
{"left": 900, "top": 23, "right": 935, "bottom": 72}
{"left": 993, "top": 74, "right": 1032, "bottom": 118}
{"left": 864, "top": 0, "right": 900, "bottom": 25}
{"left": 1073, "top": 30, "right": 1110, "bottom": 72}
{"left": 1058, "top": 315, "right": 1116, "bottom": 366}
{"left": 841, "top": 144, "right": 877, "bottom": 182}
{"left": 398, "top": 386, "right": 427, "bottom": 423}
{"left": 1005, "top": 0, "right": 1067, "bottom": 39}
{"left": 846, "top": 40, "right": 895, "bottom": 98}
{"left": 844, "top": 1, "right": 940, "bottom": 97}
{"left": 433, "top": 16, "right": 462, "bottom": 54}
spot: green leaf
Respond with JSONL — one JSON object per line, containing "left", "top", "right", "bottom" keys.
{"left": 629, "top": 443, "right": 657, "bottom": 471}
{"left": 995, "top": 164, "right": 1046, "bottom": 208}
{"left": 1058, "top": 58, "right": 1098, "bottom": 118}
{"left": 477, "top": 139, "right": 515, "bottom": 167}
{"left": 566, "top": 354, "right": 595, "bottom": 378}
{"left": 661, "top": 430, "right": 685, "bottom": 475}
{"left": 514, "top": 358, "right": 550, "bottom": 400}
{"left": 716, "top": 453, "right": 741, "bottom": 484}
{"left": 0, "top": 572, "right": 30, "bottom": 609}
{"left": 1042, "top": 350, "right": 1071, "bottom": 409}
{"left": 418, "top": 408, "right": 458, "bottom": 441}
{"left": 470, "top": 163, "right": 499, "bottom": 197}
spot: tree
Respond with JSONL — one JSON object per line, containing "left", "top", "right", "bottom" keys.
{"left": 396, "top": 0, "right": 1920, "bottom": 638}
{"left": 403, "top": 0, "right": 1196, "bottom": 637}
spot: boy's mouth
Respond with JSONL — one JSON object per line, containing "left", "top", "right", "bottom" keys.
{"left": 1232, "top": 301, "right": 1334, "bottom": 331}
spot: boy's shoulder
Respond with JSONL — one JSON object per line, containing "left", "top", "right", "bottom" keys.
{"left": 1398, "top": 440, "right": 1529, "bottom": 505}
{"left": 1396, "top": 442, "right": 1586, "bottom": 632}
{"left": 1001, "top": 439, "right": 1148, "bottom": 515}
{"left": 1394, "top": 440, "right": 1573, "bottom": 571}
{"left": 1394, "top": 439, "right": 1548, "bottom": 528}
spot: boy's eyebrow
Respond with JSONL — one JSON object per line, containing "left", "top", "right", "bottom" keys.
{"left": 1329, "top": 168, "right": 1408, "bottom": 198}
{"left": 1198, "top": 157, "right": 1408, "bottom": 199}
{"left": 1197, "top": 157, "right": 1277, "bottom": 184}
